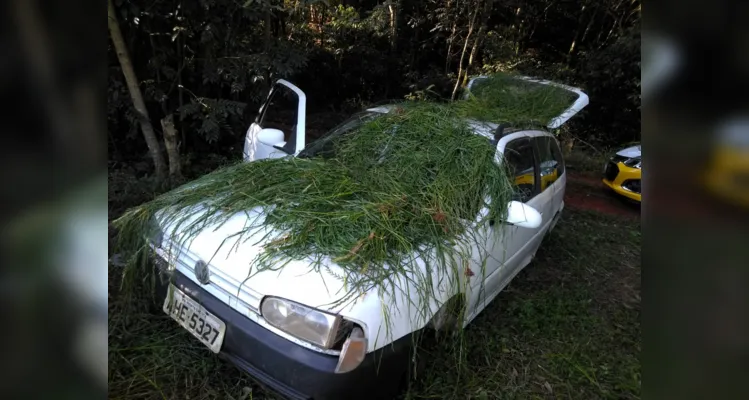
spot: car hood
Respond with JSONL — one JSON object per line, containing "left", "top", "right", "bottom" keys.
{"left": 158, "top": 205, "right": 363, "bottom": 314}
{"left": 616, "top": 144, "right": 641, "bottom": 158}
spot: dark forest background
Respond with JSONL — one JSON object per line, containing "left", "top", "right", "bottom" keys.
{"left": 108, "top": 0, "right": 640, "bottom": 205}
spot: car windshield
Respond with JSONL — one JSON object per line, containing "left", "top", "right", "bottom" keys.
{"left": 297, "top": 111, "right": 381, "bottom": 159}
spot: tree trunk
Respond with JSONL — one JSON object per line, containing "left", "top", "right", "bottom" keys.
{"left": 512, "top": 6, "right": 522, "bottom": 55}
{"left": 580, "top": 7, "right": 598, "bottom": 44}
{"left": 444, "top": 0, "right": 456, "bottom": 74}
{"left": 160, "top": 114, "right": 182, "bottom": 180}
{"left": 463, "top": 27, "right": 485, "bottom": 87}
{"left": 451, "top": 5, "right": 480, "bottom": 100}
{"left": 264, "top": 11, "right": 272, "bottom": 51}
{"left": 320, "top": 7, "right": 326, "bottom": 46}
{"left": 598, "top": 0, "right": 626, "bottom": 49}
{"left": 263, "top": 10, "right": 273, "bottom": 90}
{"left": 107, "top": 0, "right": 166, "bottom": 179}
{"left": 445, "top": 21, "right": 458, "bottom": 74}
{"left": 568, "top": 3, "right": 595, "bottom": 64}
{"left": 463, "top": 0, "right": 494, "bottom": 87}
{"left": 177, "top": 34, "right": 186, "bottom": 146}
{"left": 388, "top": 1, "right": 398, "bottom": 51}
{"left": 410, "top": 5, "right": 420, "bottom": 71}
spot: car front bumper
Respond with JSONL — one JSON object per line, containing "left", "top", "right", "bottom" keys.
{"left": 603, "top": 161, "right": 642, "bottom": 202}
{"left": 156, "top": 269, "right": 413, "bottom": 400}
{"left": 702, "top": 147, "right": 749, "bottom": 208}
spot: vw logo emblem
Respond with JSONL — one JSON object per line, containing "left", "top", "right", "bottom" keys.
{"left": 194, "top": 260, "right": 210, "bottom": 285}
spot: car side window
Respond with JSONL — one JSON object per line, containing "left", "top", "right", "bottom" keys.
{"left": 533, "top": 136, "right": 563, "bottom": 191}
{"left": 549, "top": 137, "right": 565, "bottom": 176}
{"left": 503, "top": 138, "right": 539, "bottom": 202}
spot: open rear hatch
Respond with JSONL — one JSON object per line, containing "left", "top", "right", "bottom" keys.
{"left": 466, "top": 75, "right": 589, "bottom": 129}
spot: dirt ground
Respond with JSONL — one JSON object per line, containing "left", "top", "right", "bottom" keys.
{"left": 565, "top": 173, "right": 640, "bottom": 219}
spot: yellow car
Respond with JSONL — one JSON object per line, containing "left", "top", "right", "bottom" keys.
{"left": 702, "top": 119, "right": 749, "bottom": 207}
{"left": 603, "top": 145, "right": 641, "bottom": 202}
{"left": 514, "top": 160, "right": 559, "bottom": 192}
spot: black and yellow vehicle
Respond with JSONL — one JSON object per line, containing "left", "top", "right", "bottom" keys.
{"left": 603, "top": 145, "right": 642, "bottom": 202}
{"left": 513, "top": 160, "right": 559, "bottom": 194}
{"left": 702, "top": 119, "right": 749, "bottom": 207}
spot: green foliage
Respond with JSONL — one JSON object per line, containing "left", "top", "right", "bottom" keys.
{"left": 178, "top": 98, "right": 247, "bottom": 143}
{"left": 108, "top": 0, "right": 310, "bottom": 147}
{"left": 108, "top": 0, "right": 640, "bottom": 164}
{"left": 328, "top": 5, "right": 361, "bottom": 30}
{"left": 575, "top": 26, "right": 641, "bottom": 144}
{"left": 362, "top": 3, "right": 392, "bottom": 37}
{"left": 114, "top": 102, "right": 514, "bottom": 314}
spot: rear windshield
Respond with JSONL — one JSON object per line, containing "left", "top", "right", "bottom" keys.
{"left": 464, "top": 75, "right": 578, "bottom": 127}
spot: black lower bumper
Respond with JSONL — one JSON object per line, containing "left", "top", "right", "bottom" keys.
{"left": 156, "top": 270, "right": 413, "bottom": 400}
{"left": 604, "top": 161, "right": 620, "bottom": 182}
{"left": 621, "top": 179, "right": 641, "bottom": 194}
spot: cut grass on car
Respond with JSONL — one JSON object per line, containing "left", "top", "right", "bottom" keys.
{"left": 113, "top": 73, "right": 580, "bottom": 325}
{"left": 108, "top": 74, "right": 619, "bottom": 398}
{"left": 459, "top": 73, "right": 578, "bottom": 127}
{"left": 114, "top": 101, "right": 515, "bottom": 327}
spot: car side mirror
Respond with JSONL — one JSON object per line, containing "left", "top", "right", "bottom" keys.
{"left": 257, "top": 128, "right": 286, "bottom": 148}
{"left": 505, "top": 201, "right": 542, "bottom": 229}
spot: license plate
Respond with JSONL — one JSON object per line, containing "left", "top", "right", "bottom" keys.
{"left": 163, "top": 285, "right": 226, "bottom": 353}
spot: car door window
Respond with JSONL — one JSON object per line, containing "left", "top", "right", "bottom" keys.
{"left": 533, "top": 136, "right": 564, "bottom": 191}
{"left": 259, "top": 85, "right": 299, "bottom": 154}
{"left": 549, "top": 137, "right": 565, "bottom": 176}
{"left": 503, "top": 138, "right": 539, "bottom": 202}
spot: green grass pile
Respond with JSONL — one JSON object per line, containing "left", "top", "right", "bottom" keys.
{"left": 458, "top": 73, "right": 578, "bottom": 127}
{"left": 114, "top": 102, "right": 514, "bottom": 312}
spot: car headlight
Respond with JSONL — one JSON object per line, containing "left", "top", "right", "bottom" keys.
{"left": 623, "top": 157, "right": 641, "bottom": 169}
{"left": 261, "top": 296, "right": 343, "bottom": 348}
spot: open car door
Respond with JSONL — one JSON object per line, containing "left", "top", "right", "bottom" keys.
{"left": 466, "top": 75, "right": 589, "bottom": 129}
{"left": 243, "top": 80, "right": 307, "bottom": 162}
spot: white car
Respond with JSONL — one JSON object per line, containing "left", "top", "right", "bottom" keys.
{"left": 151, "top": 78, "right": 588, "bottom": 399}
